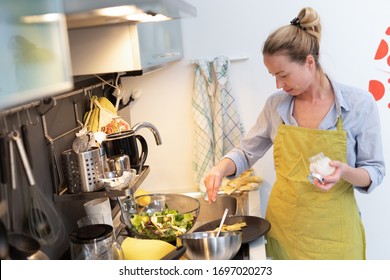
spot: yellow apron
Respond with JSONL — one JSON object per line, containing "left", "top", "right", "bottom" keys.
{"left": 265, "top": 117, "right": 366, "bottom": 259}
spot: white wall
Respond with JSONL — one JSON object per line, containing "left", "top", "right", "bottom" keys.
{"left": 121, "top": 0, "right": 390, "bottom": 259}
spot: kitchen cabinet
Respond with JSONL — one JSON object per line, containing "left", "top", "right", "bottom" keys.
{"left": 0, "top": 0, "right": 73, "bottom": 112}
{"left": 68, "top": 19, "right": 184, "bottom": 76}
{"left": 137, "top": 20, "right": 184, "bottom": 71}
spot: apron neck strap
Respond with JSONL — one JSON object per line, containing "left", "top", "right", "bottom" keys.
{"left": 336, "top": 116, "right": 343, "bottom": 130}
{"left": 281, "top": 115, "right": 343, "bottom": 130}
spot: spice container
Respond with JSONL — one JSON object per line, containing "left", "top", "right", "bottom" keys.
{"left": 309, "top": 152, "right": 335, "bottom": 176}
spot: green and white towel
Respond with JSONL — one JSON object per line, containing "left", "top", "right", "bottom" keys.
{"left": 192, "top": 56, "right": 244, "bottom": 200}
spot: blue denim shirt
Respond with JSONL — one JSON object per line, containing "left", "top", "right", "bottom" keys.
{"left": 224, "top": 78, "right": 385, "bottom": 193}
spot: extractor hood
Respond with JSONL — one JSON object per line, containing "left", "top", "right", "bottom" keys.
{"left": 65, "top": 0, "right": 196, "bottom": 76}
{"left": 64, "top": 0, "right": 197, "bottom": 29}
{"left": 68, "top": 13, "right": 188, "bottom": 76}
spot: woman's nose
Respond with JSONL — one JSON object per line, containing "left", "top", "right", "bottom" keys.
{"left": 276, "top": 78, "right": 284, "bottom": 89}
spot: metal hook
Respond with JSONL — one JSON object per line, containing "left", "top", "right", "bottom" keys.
{"left": 16, "top": 111, "right": 21, "bottom": 128}
{"left": 9, "top": 129, "right": 19, "bottom": 140}
{"left": 89, "top": 88, "right": 92, "bottom": 99}
{"left": 2, "top": 116, "right": 9, "bottom": 134}
{"left": 26, "top": 108, "right": 38, "bottom": 126}
{"left": 26, "top": 109, "right": 33, "bottom": 125}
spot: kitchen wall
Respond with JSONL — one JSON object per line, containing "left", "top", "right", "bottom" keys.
{"left": 121, "top": 0, "right": 390, "bottom": 259}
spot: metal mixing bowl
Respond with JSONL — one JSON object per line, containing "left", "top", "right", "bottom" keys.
{"left": 177, "top": 231, "right": 242, "bottom": 260}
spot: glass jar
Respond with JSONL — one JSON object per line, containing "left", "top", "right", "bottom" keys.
{"left": 309, "top": 152, "right": 335, "bottom": 176}
{"left": 69, "top": 224, "right": 123, "bottom": 260}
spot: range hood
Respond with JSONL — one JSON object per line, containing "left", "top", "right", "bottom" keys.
{"left": 64, "top": 0, "right": 197, "bottom": 29}
{"left": 68, "top": 21, "right": 184, "bottom": 76}
{"left": 65, "top": 0, "right": 196, "bottom": 76}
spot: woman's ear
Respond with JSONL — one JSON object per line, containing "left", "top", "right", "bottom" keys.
{"left": 305, "top": 55, "right": 316, "bottom": 69}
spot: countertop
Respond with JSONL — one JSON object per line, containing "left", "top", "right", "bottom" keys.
{"left": 113, "top": 189, "right": 268, "bottom": 260}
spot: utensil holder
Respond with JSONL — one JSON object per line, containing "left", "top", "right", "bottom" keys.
{"left": 62, "top": 147, "right": 107, "bottom": 193}
{"left": 62, "top": 149, "right": 81, "bottom": 194}
{"left": 78, "top": 147, "right": 107, "bottom": 192}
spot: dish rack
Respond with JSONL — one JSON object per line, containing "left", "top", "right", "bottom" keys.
{"left": 36, "top": 77, "right": 149, "bottom": 201}
{"left": 53, "top": 166, "right": 150, "bottom": 202}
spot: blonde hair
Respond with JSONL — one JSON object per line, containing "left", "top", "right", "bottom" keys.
{"left": 262, "top": 7, "right": 322, "bottom": 71}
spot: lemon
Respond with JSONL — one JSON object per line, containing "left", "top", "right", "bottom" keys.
{"left": 134, "top": 189, "right": 151, "bottom": 206}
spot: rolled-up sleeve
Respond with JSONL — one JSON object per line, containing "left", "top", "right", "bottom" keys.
{"left": 223, "top": 94, "right": 283, "bottom": 177}
{"left": 348, "top": 91, "right": 386, "bottom": 193}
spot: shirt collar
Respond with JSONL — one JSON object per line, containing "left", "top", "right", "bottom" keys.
{"left": 277, "top": 76, "right": 351, "bottom": 126}
{"left": 328, "top": 77, "right": 351, "bottom": 115}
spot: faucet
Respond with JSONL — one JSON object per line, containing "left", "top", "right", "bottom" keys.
{"left": 132, "top": 121, "right": 162, "bottom": 145}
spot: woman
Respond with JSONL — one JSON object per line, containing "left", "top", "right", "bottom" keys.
{"left": 204, "top": 7, "right": 385, "bottom": 259}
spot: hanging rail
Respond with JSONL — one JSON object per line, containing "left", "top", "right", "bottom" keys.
{"left": 0, "top": 101, "right": 41, "bottom": 118}
{"left": 0, "top": 79, "right": 114, "bottom": 117}
{"left": 190, "top": 55, "right": 249, "bottom": 64}
{"left": 39, "top": 79, "right": 114, "bottom": 115}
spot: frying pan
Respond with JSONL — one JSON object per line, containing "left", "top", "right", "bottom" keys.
{"left": 194, "top": 215, "right": 271, "bottom": 244}
{"left": 160, "top": 245, "right": 186, "bottom": 260}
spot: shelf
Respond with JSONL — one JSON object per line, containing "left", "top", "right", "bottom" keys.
{"left": 53, "top": 166, "right": 150, "bottom": 202}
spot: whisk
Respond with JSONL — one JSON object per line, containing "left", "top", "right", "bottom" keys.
{"left": 11, "top": 130, "right": 65, "bottom": 246}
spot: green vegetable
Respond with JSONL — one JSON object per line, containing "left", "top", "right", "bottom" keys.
{"left": 129, "top": 205, "right": 196, "bottom": 243}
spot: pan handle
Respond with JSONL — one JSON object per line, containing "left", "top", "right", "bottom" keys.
{"left": 160, "top": 245, "right": 186, "bottom": 260}
{"left": 10, "top": 130, "right": 35, "bottom": 186}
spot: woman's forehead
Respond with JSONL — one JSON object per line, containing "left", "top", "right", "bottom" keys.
{"left": 264, "top": 54, "right": 297, "bottom": 74}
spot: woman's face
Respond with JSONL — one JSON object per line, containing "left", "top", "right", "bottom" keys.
{"left": 263, "top": 53, "right": 315, "bottom": 96}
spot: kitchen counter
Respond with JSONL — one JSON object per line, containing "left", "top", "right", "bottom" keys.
{"left": 113, "top": 189, "right": 268, "bottom": 260}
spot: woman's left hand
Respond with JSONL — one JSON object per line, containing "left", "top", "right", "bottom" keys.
{"left": 313, "top": 160, "right": 344, "bottom": 191}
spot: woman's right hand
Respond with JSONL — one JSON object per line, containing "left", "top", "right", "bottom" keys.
{"left": 204, "top": 158, "right": 236, "bottom": 202}
{"left": 204, "top": 166, "right": 224, "bottom": 202}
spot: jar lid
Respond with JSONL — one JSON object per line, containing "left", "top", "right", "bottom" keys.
{"left": 69, "top": 224, "right": 113, "bottom": 244}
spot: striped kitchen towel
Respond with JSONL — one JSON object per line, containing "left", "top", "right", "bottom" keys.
{"left": 192, "top": 56, "right": 244, "bottom": 200}
{"left": 212, "top": 56, "right": 244, "bottom": 163}
{"left": 192, "top": 59, "right": 214, "bottom": 199}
